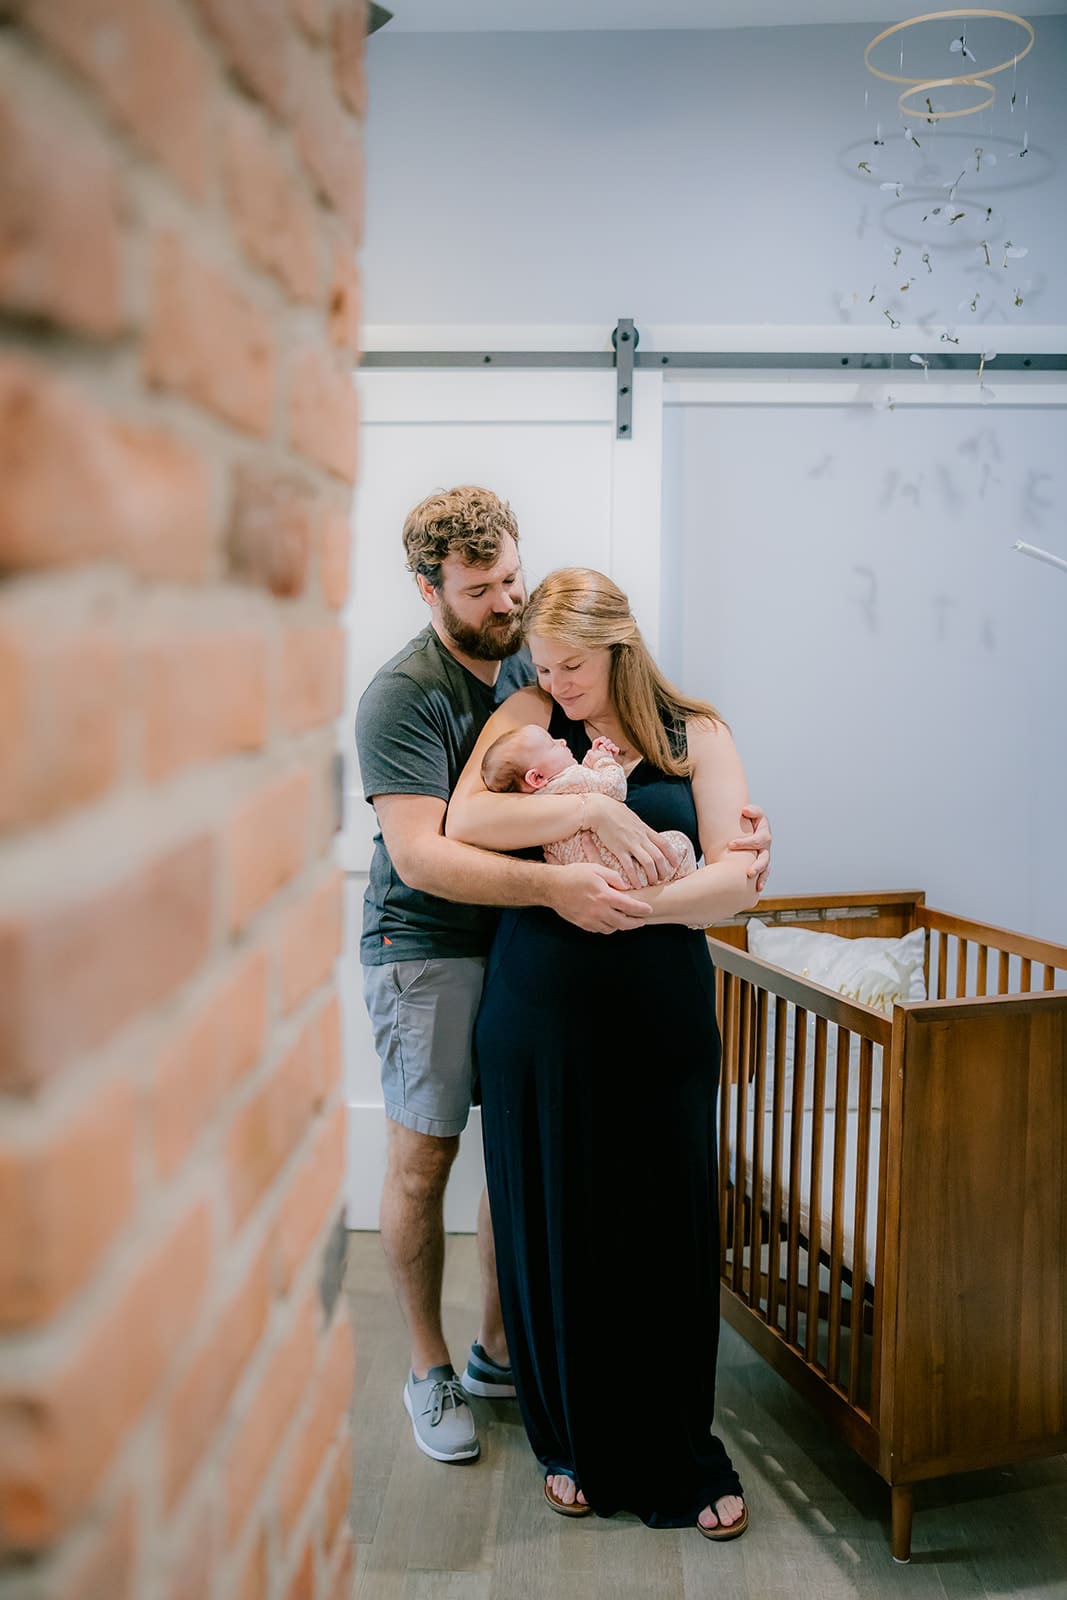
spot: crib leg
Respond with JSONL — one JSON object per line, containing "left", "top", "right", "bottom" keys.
{"left": 890, "top": 1484, "right": 913, "bottom": 1564}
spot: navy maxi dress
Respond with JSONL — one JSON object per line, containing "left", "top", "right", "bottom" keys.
{"left": 475, "top": 705, "right": 742, "bottom": 1527}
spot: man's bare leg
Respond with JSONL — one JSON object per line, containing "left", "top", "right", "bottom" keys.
{"left": 474, "top": 1187, "right": 509, "bottom": 1368}
{"left": 380, "top": 1119, "right": 459, "bottom": 1377}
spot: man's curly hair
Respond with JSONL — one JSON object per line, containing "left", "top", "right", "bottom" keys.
{"left": 402, "top": 486, "right": 520, "bottom": 589}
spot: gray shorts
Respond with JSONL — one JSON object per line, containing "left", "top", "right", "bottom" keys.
{"left": 361, "top": 957, "right": 486, "bottom": 1138}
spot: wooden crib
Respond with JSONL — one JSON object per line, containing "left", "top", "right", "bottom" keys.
{"left": 706, "top": 891, "right": 1067, "bottom": 1562}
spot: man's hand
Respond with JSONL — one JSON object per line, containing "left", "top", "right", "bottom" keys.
{"left": 727, "top": 804, "right": 772, "bottom": 893}
{"left": 547, "top": 862, "right": 654, "bottom": 934}
{"left": 587, "top": 796, "right": 680, "bottom": 889}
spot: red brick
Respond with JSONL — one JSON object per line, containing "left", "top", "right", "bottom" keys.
{"left": 327, "top": 244, "right": 361, "bottom": 356}
{"left": 236, "top": 1530, "right": 268, "bottom": 1600}
{"left": 145, "top": 233, "right": 277, "bottom": 436}
{"left": 0, "top": 835, "right": 215, "bottom": 1091}
{"left": 25, "top": 0, "right": 212, "bottom": 198}
{"left": 223, "top": 99, "right": 321, "bottom": 302}
{"left": 0, "top": 1202, "right": 212, "bottom": 1549}
{"left": 323, "top": 1442, "right": 352, "bottom": 1554}
{"left": 285, "top": 1540, "right": 315, "bottom": 1600}
{"left": 166, "top": 1496, "right": 217, "bottom": 1600}
{"left": 0, "top": 356, "right": 214, "bottom": 580}
{"left": 0, "top": 60, "right": 123, "bottom": 335}
{"left": 0, "top": 1078, "right": 136, "bottom": 1329}
{"left": 294, "top": 58, "right": 364, "bottom": 235}
{"left": 229, "top": 464, "right": 317, "bottom": 600}
{"left": 226, "top": 1013, "right": 320, "bottom": 1230}
{"left": 196, "top": 0, "right": 291, "bottom": 117}
{"left": 60, "top": 1494, "right": 136, "bottom": 1600}
{"left": 275, "top": 1103, "right": 344, "bottom": 1297}
{"left": 140, "top": 628, "right": 269, "bottom": 781}
{"left": 279, "top": 1302, "right": 353, "bottom": 1535}
{"left": 227, "top": 770, "right": 311, "bottom": 935}
{"left": 225, "top": 1293, "right": 317, "bottom": 1542}
{"left": 154, "top": 949, "right": 269, "bottom": 1181}
{"left": 288, "top": 346, "right": 359, "bottom": 483}
{"left": 290, "top": 0, "right": 329, "bottom": 41}
{"left": 163, "top": 1237, "right": 272, "bottom": 1508}
{"left": 0, "top": 618, "right": 123, "bottom": 834}
{"left": 280, "top": 873, "right": 344, "bottom": 1014}
{"left": 318, "top": 504, "right": 350, "bottom": 611}
{"left": 279, "top": 623, "right": 345, "bottom": 735}
{"left": 333, "top": 3, "right": 368, "bottom": 119}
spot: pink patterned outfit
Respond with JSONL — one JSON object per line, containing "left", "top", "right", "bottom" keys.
{"left": 541, "top": 748, "right": 696, "bottom": 886}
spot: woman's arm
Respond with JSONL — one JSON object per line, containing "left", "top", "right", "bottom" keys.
{"left": 630, "top": 717, "right": 763, "bottom": 926}
{"left": 445, "top": 687, "right": 680, "bottom": 884}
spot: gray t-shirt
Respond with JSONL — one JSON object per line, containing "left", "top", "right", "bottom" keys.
{"left": 355, "top": 625, "right": 536, "bottom": 965}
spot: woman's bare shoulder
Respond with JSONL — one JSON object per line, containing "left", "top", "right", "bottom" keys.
{"left": 686, "top": 713, "right": 738, "bottom": 754}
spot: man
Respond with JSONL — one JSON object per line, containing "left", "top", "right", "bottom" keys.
{"left": 356, "top": 485, "right": 770, "bottom": 1464}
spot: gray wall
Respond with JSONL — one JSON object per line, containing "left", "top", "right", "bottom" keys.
{"left": 362, "top": 18, "right": 1067, "bottom": 330}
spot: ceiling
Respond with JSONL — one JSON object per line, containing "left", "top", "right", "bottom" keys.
{"left": 383, "top": 0, "right": 1066, "bottom": 30}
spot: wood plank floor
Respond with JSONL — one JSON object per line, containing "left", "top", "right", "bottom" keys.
{"left": 344, "top": 1233, "right": 1067, "bottom": 1599}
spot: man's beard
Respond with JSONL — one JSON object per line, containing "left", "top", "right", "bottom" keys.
{"left": 439, "top": 597, "right": 526, "bottom": 661}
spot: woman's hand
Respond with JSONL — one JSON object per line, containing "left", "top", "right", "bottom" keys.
{"left": 586, "top": 795, "right": 681, "bottom": 889}
{"left": 727, "top": 805, "right": 772, "bottom": 893}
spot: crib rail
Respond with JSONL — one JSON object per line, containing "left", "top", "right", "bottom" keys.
{"left": 710, "top": 940, "right": 890, "bottom": 1431}
{"left": 918, "top": 907, "right": 1067, "bottom": 1001}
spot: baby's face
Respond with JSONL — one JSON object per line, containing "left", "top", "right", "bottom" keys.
{"left": 519, "top": 726, "right": 574, "bottom": 783}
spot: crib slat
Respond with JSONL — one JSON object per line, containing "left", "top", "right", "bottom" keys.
{"left": 827, "top": 1028, "right": 851, "bottom": 1387}
{"left": 718, "top": 973, "right": 737, "bottom": 1274}
{"left": 848, "top": 1036, "right": 875, "bottom": 1407}
{"left": 767, "top": 997, "right": 787, "bottom": 1334}
{"left": 956, "top": 937, "right": 968, "bottom": 999}
{"left": 750, "top": 989, "right": 768, "bottom": 1314}
{"left": 1020, "top": 957, "right": 1032, "bottom": 993}
{"left": 806, "top": 1016, "right": 828, "bottom": 1367}
{"left": 732, "top": 981, "right": 752, "bottom": 1295}
{"left": 1044, "top": 964, "right": 1056, "bottom": 991}
{"left": 998, "top": 948, "right": 1010, "bottom": 994}
{"left": 976, "top": 943, "right": 989, "bottom": 997}
{"left": 786, "top": 1009, "right": 808, "bottom": 1349}
{"left": 937, "top": 932, "right": 948, "bottom": 1000}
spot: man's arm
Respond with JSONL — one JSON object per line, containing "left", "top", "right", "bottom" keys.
{"left": 372, "top": 793, "right": 652, "bottom": 935}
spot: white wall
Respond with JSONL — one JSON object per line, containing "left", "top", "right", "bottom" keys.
{"left": 363, "top": 18, "right": 1067, "bottom": 331}
{"left": 661, "top": 382, "right": 1067, "bottom": 943}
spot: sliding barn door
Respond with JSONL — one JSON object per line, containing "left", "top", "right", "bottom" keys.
{"left": 339, "top": 368, "right": 664, "bottom": 1227}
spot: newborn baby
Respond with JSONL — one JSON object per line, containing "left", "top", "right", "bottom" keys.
{"left": 480, "top": 723, "right": 696, "bottom": 886}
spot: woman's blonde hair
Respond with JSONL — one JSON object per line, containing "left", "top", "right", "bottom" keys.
{"left": 523, "top": 568, "right": 721, "bottom": 778}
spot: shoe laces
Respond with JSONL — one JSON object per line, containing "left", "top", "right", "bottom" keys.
{"left": 421, "top": 1376, "right": 468, "bottom": 1427}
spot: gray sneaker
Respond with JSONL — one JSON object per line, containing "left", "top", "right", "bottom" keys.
{"left": 403, "top": 1365, "right": 480, "bottom": 1462}
{"left": 460, "top": 1341, "right": 517, "bottom": 1400}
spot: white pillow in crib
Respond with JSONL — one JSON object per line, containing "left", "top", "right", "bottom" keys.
{"left": 743, "top": 922, "right": 926, "bottom": 1112}
{"left": 745, "top": 922, "right": 927, "bottom": 1010}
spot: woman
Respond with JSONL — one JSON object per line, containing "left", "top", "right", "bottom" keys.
{"left": 446, "top": 568, "right": 761, "bottom": 1538}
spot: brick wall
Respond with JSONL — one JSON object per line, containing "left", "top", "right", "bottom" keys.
{"left": 0, "top": 3, "right": 362, "bottom": 1596}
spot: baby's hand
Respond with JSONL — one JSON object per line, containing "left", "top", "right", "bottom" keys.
{"left": 591, "top": 737, "right": 619, "bottom": 758}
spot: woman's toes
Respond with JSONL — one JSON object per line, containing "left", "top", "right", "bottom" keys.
{"left": 551, "top": 1475, "right": 575, "bottom": 1505}
{"left": 698, "top": 1505, "right": 719, "bottom": 1530}
{"left": 576, "top": 1489, "right": 588, "bottom": 1507}
{"left": 716, "top": 1495, "right": 744, "bottom": 1528}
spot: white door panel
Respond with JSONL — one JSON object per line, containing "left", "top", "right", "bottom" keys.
{"left": 340, "top": 369, "right": 663, "bottom": 1228}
